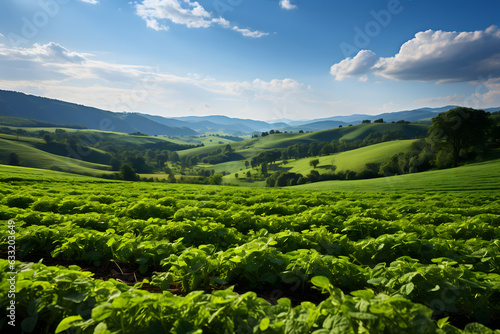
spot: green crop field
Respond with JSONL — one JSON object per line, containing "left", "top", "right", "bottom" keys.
{"left": 1, "top": 165, "right": 499, "bottom": 333}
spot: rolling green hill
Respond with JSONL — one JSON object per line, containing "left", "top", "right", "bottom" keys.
{"left": 221, "top": 139, "right": 417, "bottom": 184}
{"left": 304, "top": 123, "right": 429, "bottom": 142}
{"left": 286, "top": 139, "right": 416, "bottom": 174}
{"left": 0, "top": 126, "right": 195, "bottom": 177}
{"left": 0, "top": 138, "right": 113, "bottom": 176}
{"left": 293, "top": 158, "right": 500, "bottom": 192}
{"left": 178, "top": 123, "right": 428, "bottom": 160}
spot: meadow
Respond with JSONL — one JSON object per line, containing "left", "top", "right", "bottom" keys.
{"left": 1, "top": 164, "right": 499, "bottom": 333}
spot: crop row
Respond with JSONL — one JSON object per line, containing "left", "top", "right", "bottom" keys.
{"left": 2, "top": 260, "right": 498, "bottom": 334}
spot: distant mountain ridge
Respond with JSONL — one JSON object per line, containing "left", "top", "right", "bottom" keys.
{"left": 1, "top": 90, "right": 498, "bottom": 136}
{"left": 283, "top": 106, "right": 500, "bottom": 127}
{"left": 0, "top": 90, "right": 196, "bottom": 136}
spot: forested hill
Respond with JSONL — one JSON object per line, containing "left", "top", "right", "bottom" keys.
{"left": 0, "top": 90, "right": 196, "bottom": 136}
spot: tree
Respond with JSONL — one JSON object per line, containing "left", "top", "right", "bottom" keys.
{"left": 362, "top": 120, "right": 371, "bottom": 124}
{"left": 42, "top": 134, "right": 53, "bottom": 143}
{"left": 429, "top": 107, "right": 492, "bottom": 167}
{"left": 309, "top": 159, "right": 320, "bottom": 169}
{"left": 261, "top": 162, "right": 268, "bottom": 176}
{"left": 168, "top": 173, "right": 176, "bottom": 183}
{"left": 374, "top": 118, "right": 384, "bottom": 123}
{"left": 9, "top": 152, "right": 20, "bottom": 166}
{"left": 109, "top": 158, "right": 121, "bottom": 171}
{"left": 120, "top": 164, "right": 138, "bottom": 181}
{"left": 209, "top": 173, "right": 223, "bottom": 185}
{"left": 128, "top": 156, "right": 148, "bottom": 173}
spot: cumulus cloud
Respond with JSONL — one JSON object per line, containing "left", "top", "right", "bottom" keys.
{"left": 330, "top": 50, "right": 378, "bottom": 81}
{"left": 280, "top": 0, "right": 297, "bottom": 10}
{"left": 330, "top": 26, "right": 500, "bottom": 83}
{"left": 136, "top": 0, "right": 212, "bottom": 29}
{"left": 80, "top": 0, "right": 99, "bottom": 4}
{"left": 0, "top": 42, "right": 307, "bottom": 117}
{"left": 135, "top": 0, "right": 268, "bottom": 38}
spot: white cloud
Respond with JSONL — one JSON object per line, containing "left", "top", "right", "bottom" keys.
{"left": 232, "top": 26, "right": 269, "bottom": 38}
{"left": 135, "top": 0, "right": 268, "bottom": 38}
{"left": 330, "top": 26, "right": 500, "bottom": 83}
{"left": 212, "top": 17, "right": 230, "bottom": 28}
{"left": 0, "top": 33, "right": 4, "bottom": 38}
{"left": 0, "top": 42, "right": 307, "bottom": 119}
{"left": 80, "top": 0, "right": 99, "bottom": 4}
{"left": 136, "top": 0, "right": 212, "bottom": 29}
{"left": 330, "top": 50, "right": 377, "bottom": 81}
{"left": 280, "top": 0, "right": 297, "bottom": 10}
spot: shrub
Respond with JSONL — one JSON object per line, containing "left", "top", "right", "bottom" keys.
{"left": 4, "top": 194, "right": 35, "bottom": 208}
{"left": 32, "top": 198, "right": 59, "bottom": 212}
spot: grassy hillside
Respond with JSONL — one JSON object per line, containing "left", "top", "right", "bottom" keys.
{"left": 0, "top": 138, "right": 113, "bottom": 176}
{"left": 293, "top": 158, "right": 500, "bottom": 192}
{"left": 179, "top": 123, "right": 428, "bottom": 161}
{"left": 286, "top": 139, "right": 416, "bottom": 175}
{"left": 305, "top": 123, "right": 429, "bottom": 142}
{"left": 221, "top": 139, "right": 416, "bottom": 185}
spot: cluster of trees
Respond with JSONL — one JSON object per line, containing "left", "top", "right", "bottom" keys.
{"left": 265, "top": 167, "right": 376, "bottom": 187}
{"left": 205, "top": 134, "right": 244, "bottom": 142}
{"left": 384, "top": 107, "right": 499, "bottom": 175}
{"left": 185, "top": 144, "right": 244, "bottom": 166}
{"left": 251, "top": 129, "right": 306, "bottom": 138}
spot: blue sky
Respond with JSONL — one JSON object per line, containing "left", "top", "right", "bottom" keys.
{"left": 0, "top": 0, "right": 499, "bottom": 121}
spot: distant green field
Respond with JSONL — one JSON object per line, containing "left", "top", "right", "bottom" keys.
{"left": 178, "top": 123, "right": 428, "bottom": 164}
{"left": 0, "top": 138, "right": 112, "bottom": 176}
{"left": 4, "top": 126, "right": 180, "bottom": 145}
{"left": 294, "top": 158, "right": 500, "bottom": 192}
{"left": 287, "top": 139, "right": 416, "bottom": 175}
{"left": 221, "top": 140, "right": 416, "bottom": 185}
